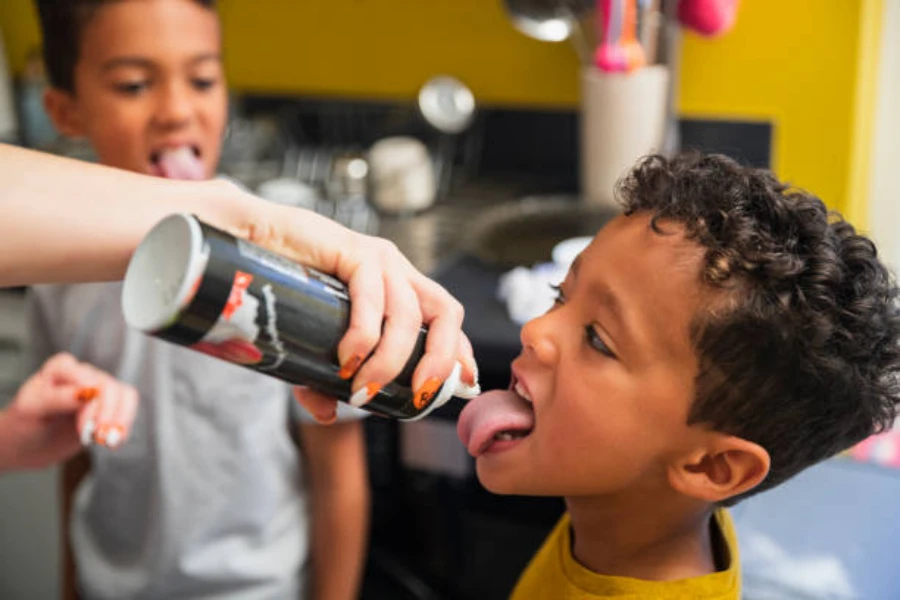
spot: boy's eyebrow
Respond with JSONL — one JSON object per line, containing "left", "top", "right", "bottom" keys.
{"left": 102, "top": 57, "right": 154, "bottom": 71}
{"left": 573, "top": 254, "right": 627, "bottom": 335}
{"left": 592, "top": 282, "right": 625, "bottom": 332}
{"left": 101, "top": 54, "right": 221, "bottom": 71}
{"left": 188, "top": 53, "right": 222, "bottom": 65}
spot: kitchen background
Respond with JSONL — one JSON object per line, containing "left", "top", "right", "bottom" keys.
{"left": 1, "top": 0, "right": 899, "bottom": 598}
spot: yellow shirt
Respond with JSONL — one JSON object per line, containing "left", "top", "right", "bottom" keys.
{"left": 510, "top": 510, "right": 740, "bottom": 599}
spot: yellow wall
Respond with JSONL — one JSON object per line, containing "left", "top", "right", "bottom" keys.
{"left": 0, "top": 0, "right": 878, "bottom": 216}
{"left": 678, "top": 0, "right": 875, "bottom": 223}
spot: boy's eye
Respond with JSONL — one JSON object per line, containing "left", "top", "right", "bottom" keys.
{"left": 114, "top": 81, "right": 148, "bottom": 96}
{"left": 191, "top": 78, "right": 218, "bottom": 91}
{"left": 549, "top": 283, "right": 565, "bottom": 305}
{"left": 585, "top": 325, "right": 616, "bottom": 359}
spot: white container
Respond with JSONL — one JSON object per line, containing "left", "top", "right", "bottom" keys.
{"left": 580, "top": 65, "right": 669, "bottom": 208}
{"left": 368, "top": 136, "right": 436, "bottom": 214}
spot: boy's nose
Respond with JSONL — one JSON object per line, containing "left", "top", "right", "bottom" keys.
{"left": 154, "top": 83, "right": 193, "bottom": 128}
{"left": 519, "top": 312, "right": 560, "bottom": 366}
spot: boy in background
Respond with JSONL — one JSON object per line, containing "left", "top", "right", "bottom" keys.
{"left": 29, "top": 1, "right": 369, "bottom": 598}
{"left": 458, "top": 153, "right": 900, "bottom": 598}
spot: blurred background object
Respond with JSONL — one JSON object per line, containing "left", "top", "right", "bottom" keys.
{"left": 0, "top": 28, "right": 19, "bottom": 142}
{"left": 503, "top": 0, "right": 594, "bottom": 63}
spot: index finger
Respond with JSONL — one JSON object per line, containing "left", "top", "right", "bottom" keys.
{"left": 41, "top": 353, "right": 100, "bottom": 388}
{"left": 337, "top": 259, "right": 386, "bottom": 379}
{"left": 31, "top": 381, "right": 89, "bottom": 417}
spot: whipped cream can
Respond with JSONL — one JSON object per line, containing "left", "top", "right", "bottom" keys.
{"left": 122, "top": 213, "right": 475, "bottom": 420}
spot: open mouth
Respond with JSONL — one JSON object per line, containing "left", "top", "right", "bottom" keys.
{"left": 456, "top": 373, "right": 536, "bottom": 457}
{"left": 149, "top": 145, "right": 205, "bottom": 180}
{"left": 149, "top": 145, "right": 200, "bottom": 165}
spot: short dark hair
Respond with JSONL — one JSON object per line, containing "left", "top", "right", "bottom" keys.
{"left": 617, "top": 153, "right": 900, "bottom": 503}
{"left": 35, "top": 0, "right": 217, "bottom": 92}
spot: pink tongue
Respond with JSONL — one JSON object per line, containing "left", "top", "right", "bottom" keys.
{"left": 158, "top": 148, "right": 205, "bottom": 180}
{"left": 457, "top": 389, "right": 535, "bottom": 457}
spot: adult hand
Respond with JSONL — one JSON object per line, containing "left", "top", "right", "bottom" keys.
{"left": 240, "top": 200, "right": 477, "bottom": 423}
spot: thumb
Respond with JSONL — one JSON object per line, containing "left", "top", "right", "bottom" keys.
{"left": 292, "top": 387, "right": 338, "bottom": 424}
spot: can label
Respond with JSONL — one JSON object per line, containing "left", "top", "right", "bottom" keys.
{"left": 191, "top": 270, "right": 266, "bottom": 366}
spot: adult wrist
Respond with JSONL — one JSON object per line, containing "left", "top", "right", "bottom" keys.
{"left": 188, "top": 177, "right": 260, "bottom": 241}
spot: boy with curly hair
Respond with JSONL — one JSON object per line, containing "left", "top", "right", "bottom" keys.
{"left": 458, "top": 153, "right": 900, "bottom": 599}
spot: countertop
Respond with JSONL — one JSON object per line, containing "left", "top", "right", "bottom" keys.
{"left": 374, "top": 181, "right": 520, "bottom": 274}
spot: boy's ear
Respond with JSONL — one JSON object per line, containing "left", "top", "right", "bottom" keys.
{"left": 44, "top": 88, "right": 84, "bottom": 138}
{"left": 668, "top": 435, "right": 770, "bottom": 503}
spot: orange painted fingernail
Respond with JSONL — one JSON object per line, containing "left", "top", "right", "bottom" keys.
{"left": 412, "top": 377, "right": 442, "bottom": 410}
{"left": 462, "top": 361, "right": 479, "bottom": 387}
{"left": 93, "top": 423, "right": 111, "bottom": 446}
{"left": 76, "top": 387, "right": 100, "bottom": 403}
{"left": 350, "top": 382, "right": 382, "bottom": 408}
{"left": 337, "top": 354, "right": 364, "bottom": 380}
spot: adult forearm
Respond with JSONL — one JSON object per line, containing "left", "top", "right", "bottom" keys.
{"left": 0, "top": 144, "right": 252, "bottom": 286}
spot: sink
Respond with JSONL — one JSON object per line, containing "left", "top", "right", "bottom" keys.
{"left": 463, "top": 196, "right": 620, "bottom": 267}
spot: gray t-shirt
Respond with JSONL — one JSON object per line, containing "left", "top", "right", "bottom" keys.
{"left": 28, "top": 282, "right": 349, "bottom": 600}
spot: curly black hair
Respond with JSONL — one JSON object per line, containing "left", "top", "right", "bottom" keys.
{"left": 35, "top": 0, "right": 217, "bottom": 93}
{"left": 617, "top": 153, "right": 900, "bottom": 504}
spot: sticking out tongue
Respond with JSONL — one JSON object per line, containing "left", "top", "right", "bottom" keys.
{"left": 157, "top": 147, "right": 205, "bottom": 180}
{"left": 457, "top": 389, "right": 535, "bottom": 457}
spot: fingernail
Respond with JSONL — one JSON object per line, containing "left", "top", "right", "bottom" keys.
{"left": 227, "top": 341, "right": 263, "bottom": 365}
{"left": 337, "top": 354, "right": 364, "bottom": 380}
{"left": 462, "top": 361, "right": 479, "bottom": 388}
{"left": 93, "top": 423, "right": 110, "bottom": 446}
{"left": 76, "top": 387, "right": 100, "bottom": 403}
{"left": 349, "top": 382, "right": 382, "bottom": 408}
{"left": 80, "top": 420, "right": 96, "bottom": 446}
{"left": 104, "top": 425, "right": 124, "bottom": 449}
{"left": 413, "top": 377, "right": 442, "bottom": 410}
{"left": 315, "top": 407, "right": 338, "bottom": 424}
{"left": 457, "top": 361, "right": 481, "bottom": 399}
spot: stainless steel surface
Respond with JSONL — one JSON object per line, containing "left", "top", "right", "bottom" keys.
{"left": 463, "top": 196, "right": 619, "bottom": 267}
{"left": 376, "top": 184, "right": 519, "bottom": 274}
{"left": 503, "top": 0, "right": 594, "bottom": 63}
{"left": 377, "top": 189, "right": 624, "bottom": 274}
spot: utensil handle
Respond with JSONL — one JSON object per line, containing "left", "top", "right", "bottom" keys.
{"left": 595, "top": 0, "right": 646, "bottom": 72}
